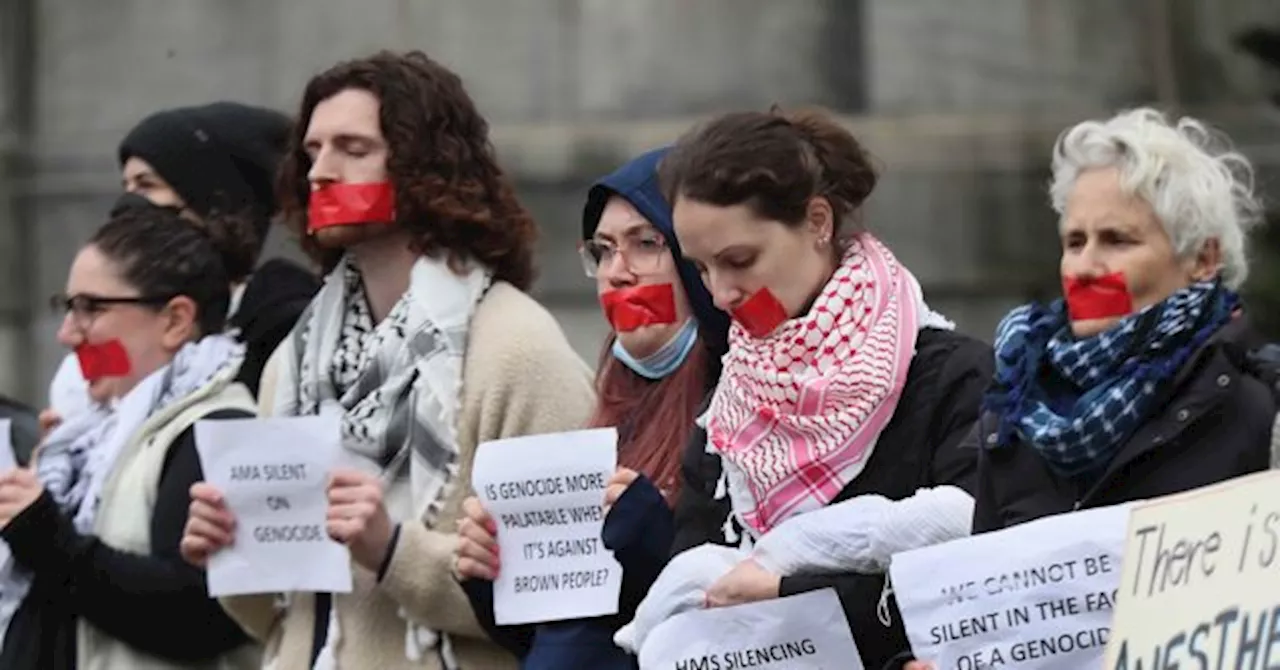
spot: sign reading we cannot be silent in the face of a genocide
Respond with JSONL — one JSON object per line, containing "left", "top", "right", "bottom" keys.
{"left": 1104, "top": 469, "right": 1280, "bottom": 670}
{"left": 472, "top": 427, "right": 623, "bottom": 626}
{"left": 891, "top": 503, "right": 1130, "bottom": 670}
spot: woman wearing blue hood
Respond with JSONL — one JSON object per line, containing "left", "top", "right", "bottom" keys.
{"left": 453, "top": 147, "right": 730, "bottom": 668}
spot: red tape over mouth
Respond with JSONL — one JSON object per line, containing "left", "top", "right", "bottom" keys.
{"left": 75, "top": 340, "right": 132, "bottom": 382}
{"left": 732, "top": 288, "right": 789, "bottom": 339}
{"left": 307, "top": 182, "right": 397, "bottom": 232}
{"left": 1063, "top": 272, "right": 1134, "bottom": 321}
{"left": 600, "top": 284, "right": 678, "bottom": 332}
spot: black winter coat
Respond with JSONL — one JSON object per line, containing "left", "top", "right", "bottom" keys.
{"left": 971, "top": 315, "right": 1277, "bottom": 533}
{"left": 229, "top": 257, "right": 320, "bottom": 398}
{"left": 671, "top": 328, "right": 993, "bottom": 670}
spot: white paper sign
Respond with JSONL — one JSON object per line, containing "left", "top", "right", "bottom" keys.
{"left": 0, "top": 419, "right": 14, "bottom": 471}
{"left": 472, "top": 427, "right": 621, "bottom": 625}
{"left": 0, "top": 419, "right": 13, "bottom": 565}
{"left": 195, "top": 414, "right": 352, "bottom": 597}
{"left": 891, "top": 504, "right": 1130, "bottom": 670}
{"left": 639, "top": 589, "right": 863, "bottom": 670}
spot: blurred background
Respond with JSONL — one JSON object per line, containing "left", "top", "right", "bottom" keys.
{"left": 2, "top": 0, "right": 1280, "bottom": 408}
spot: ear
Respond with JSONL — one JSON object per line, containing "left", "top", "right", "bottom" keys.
{"left": 158, "top": 296, "right": 200, "bottom": 351}
{"left": 1188, "top": 237, "right": 1223, "bottom": 282}
{"left": 804, "top": 196, "right": 835, "bottom": 244}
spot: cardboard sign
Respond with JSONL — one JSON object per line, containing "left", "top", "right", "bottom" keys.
{"left": 1104, "top": 470, "right": 1280, "bottom": 669}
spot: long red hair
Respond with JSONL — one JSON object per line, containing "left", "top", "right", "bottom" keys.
{"left": 587, "top": 335, "right": 712, "bottom": 502}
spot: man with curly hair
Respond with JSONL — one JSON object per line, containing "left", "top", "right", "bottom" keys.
{"left": 179, "top": 51, "right": 596, "bottom": 670}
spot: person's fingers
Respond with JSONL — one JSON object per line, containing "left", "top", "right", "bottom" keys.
{"left": 457, "top": 537, "right": 500, "bottom": 569}
{"left": 185, "top": 516, "right": 235, "bottom": 548}
{"left": 458, "top": 517, "right": 499, "bottom": 550}
{"left": 461, "top": 497, "right": 496, "bottom": 533}
{"left": 456, "top": 556, "right": 498, "bottom": 581}
{"left": 179, "top": 536, "right": 214, "bottom": 567}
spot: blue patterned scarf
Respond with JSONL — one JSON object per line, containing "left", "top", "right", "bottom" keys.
{"left": 984, "top": 281, "right": 1238, "bottom": 477}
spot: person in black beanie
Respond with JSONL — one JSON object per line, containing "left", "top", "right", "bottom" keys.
{"left": 45, "top": 102, "right": 320, "bottom": 422}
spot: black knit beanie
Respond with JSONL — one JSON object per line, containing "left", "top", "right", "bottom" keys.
{"left": 118, "top": 102, "right": 291, "bottom": 249}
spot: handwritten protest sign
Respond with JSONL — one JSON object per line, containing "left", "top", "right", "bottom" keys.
{"left": 892, "top": 504, "right": 1130, "bottom": 669}
{"left": 472, "top": 427, "right": 621, "bottom": 625}
{"left": 1104, "top": 470, "right": 1280, "bottom": 669}
{"left": 638, "top": 589, "right": 862, "bottom": 670}
{"left": 195, "top": 414, "right": 352, "bottom": 597}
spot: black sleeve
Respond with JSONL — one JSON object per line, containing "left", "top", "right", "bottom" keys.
{"left": 3, "top": 410, "right": 251, "bottom": 662}
{"left": 926, "top": 338, "right": 993, "bottom": 493}
{"left": 458, "top": 578, "right": 534, "bottom": 658}
{"left": 968, "top": 426, "right": 1006, "bottom": 535}
{"left": 669, "top": 422, "right": 732, "bottom": 558}
{"left": 601, "top": 475, "right": 674, "bottom": 617}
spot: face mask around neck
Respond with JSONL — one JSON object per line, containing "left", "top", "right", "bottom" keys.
{"left": 611, "top": 318, "right": 699, "bottom": 380}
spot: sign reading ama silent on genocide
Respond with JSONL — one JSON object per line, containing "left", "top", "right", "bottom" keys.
{"left": 472, "top": 427, "right": 622, "bottom": 625}
{"left": 1104, "top": 470, "right": 1280, "bottom": 670}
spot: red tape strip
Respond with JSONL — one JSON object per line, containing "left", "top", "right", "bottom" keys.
{"left": 600, "top": 284, "right": 679, "bottom": 332}
{"left": 732, "top": 288, "right": 789, "bottom": 338}
{"left": 307, "top": 182, "right": 397, "bottom": 231}
{"left": 1063, "top": 272, "right": 1134, "bottom": 321}
{"left": 76, "top": 339, "right": 132, "bottom": 382}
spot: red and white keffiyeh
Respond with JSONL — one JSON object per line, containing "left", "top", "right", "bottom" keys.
{"left": 706, "top": 234, "right": 922, "bottom": 534}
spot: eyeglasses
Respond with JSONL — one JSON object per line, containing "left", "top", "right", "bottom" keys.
{"left": 578, "top": 234, "right": 668, "bottom": 278}
{"left": 50, "top": 293, "right": 173, "bottom": 327}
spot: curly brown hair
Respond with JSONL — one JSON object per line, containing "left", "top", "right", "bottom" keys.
{"left": 277, "top": 50, "right": 538, "bottom": 290}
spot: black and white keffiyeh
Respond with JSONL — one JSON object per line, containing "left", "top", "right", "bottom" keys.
{"left": 273, "top": 254, "right": 490, "bottom": 669}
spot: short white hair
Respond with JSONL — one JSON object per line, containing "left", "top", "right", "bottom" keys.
{"left": 1049, "top": 107, "right": 1263, "bottom": 289}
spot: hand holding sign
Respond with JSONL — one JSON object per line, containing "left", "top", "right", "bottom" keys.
{"left": 603, "top": 467, "right": 640, "bottom": 512}
{"left": 472, "top": 428, "right": 622, "bottom": 625}
{"left": 182, "top": 482, "right": 236, "bottom": 568}
{"left": 326, "top": 469, "right": 395, "bottom": 572}
{"left": 194, "top": 414, "right": 352, "bottom": 596}
{"left": 455, "top": 496, "right": 500, "bottom": 581}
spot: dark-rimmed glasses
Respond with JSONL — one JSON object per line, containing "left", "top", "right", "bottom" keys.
{"left": 50, "top": 293, "right": 173, "bottom": 327}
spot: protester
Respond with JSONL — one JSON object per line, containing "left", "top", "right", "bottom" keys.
{"left": 453, "top": 146, "right": 730, "bottom": 668}
{"left": 899, "top": 108, "right": 1277, "bottom": 669}
{"left": 179, "top": 51, "right": 596, "bottom": 670}
{"left": 0, "top": 206, "right": 261, "bottom": 669}
{"left": 618, "top": 108, "right": 992, "bottom": 669}
{"left": 45, "top": 101, "right": 319, "bottom": 419}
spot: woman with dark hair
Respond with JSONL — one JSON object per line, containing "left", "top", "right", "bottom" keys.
{"left": 44, "top": 101, "right": 319, "bottom": 424}
{"left": 0, "top": 206, "right": 261, "bottom": 669}
{"left": 622, "top": 108, "right": 992, "bottom": 669}
{"left": 453, "top": 147, "right": 730, "bottom": 669}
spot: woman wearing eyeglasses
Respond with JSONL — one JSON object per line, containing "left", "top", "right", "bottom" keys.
{"left": 452, "top": 147, "right": 730, "bottom": 669}
{"left": 0, "top": 206, "right": 262, "bottom": 670}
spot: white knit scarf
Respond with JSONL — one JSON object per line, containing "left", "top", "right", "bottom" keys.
{"left": 0, "top": 334, "right": 244, "bottom": 647}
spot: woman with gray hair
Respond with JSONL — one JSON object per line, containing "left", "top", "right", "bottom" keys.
{"left": 895, "top": 107, "right": 1277, "bottom": 669}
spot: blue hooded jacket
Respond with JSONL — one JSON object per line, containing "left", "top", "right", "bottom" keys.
{"left": 461, "top": 149, "right": 727, "bottom": 669}
{"left": 581, "top": 146, "right": 730, "bottom": 368}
